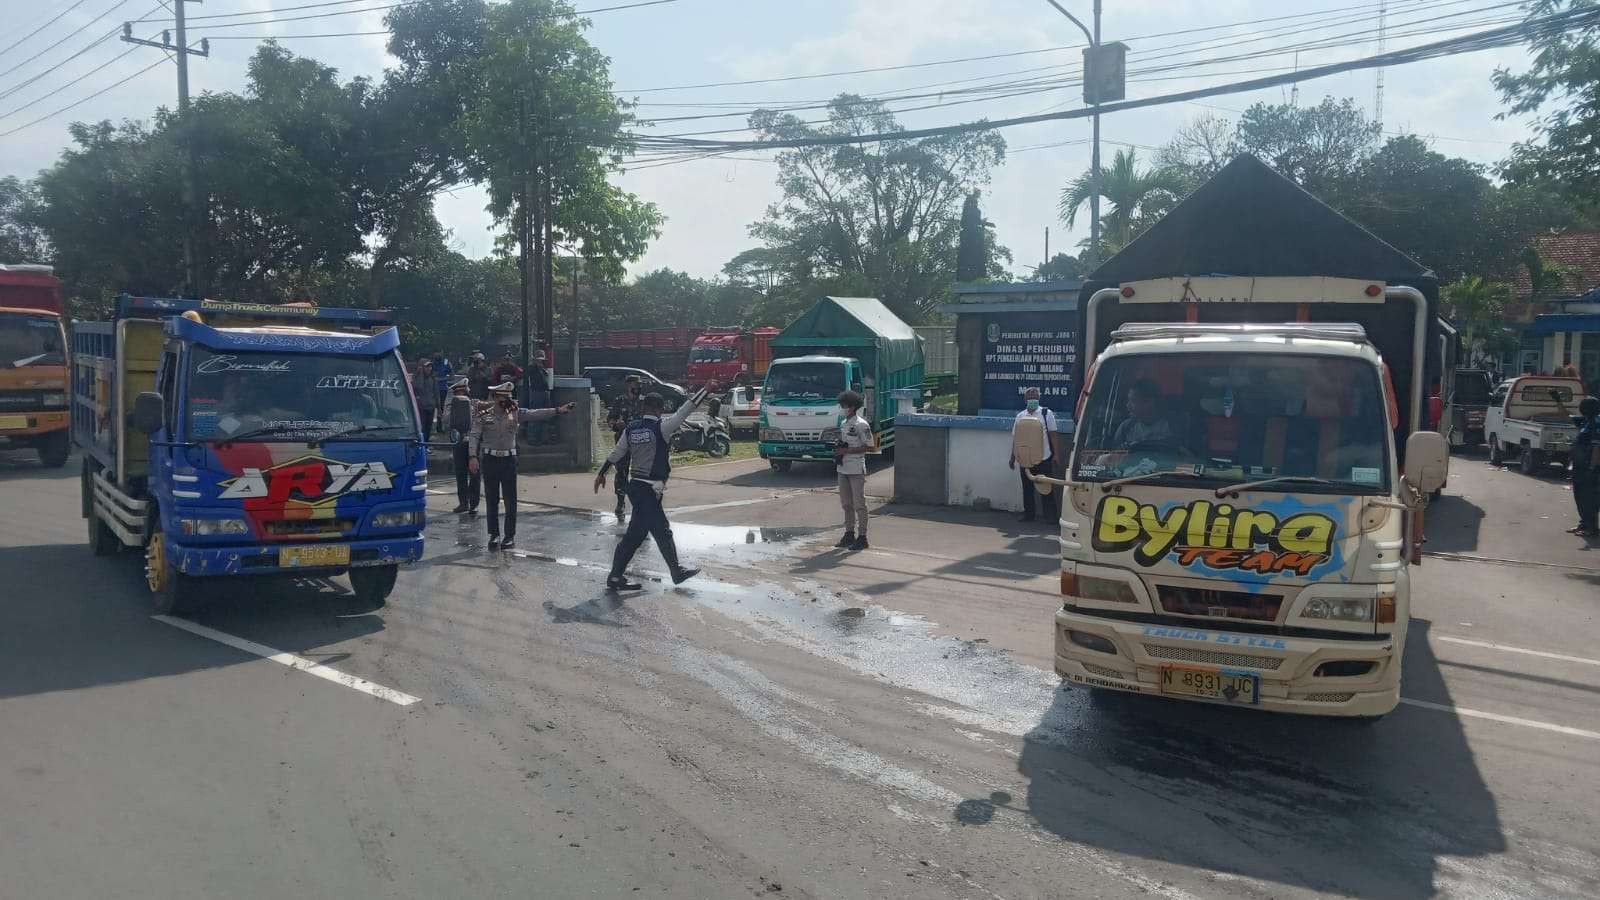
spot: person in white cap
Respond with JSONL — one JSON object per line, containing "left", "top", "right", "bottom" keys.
{"left": 467, "top": 381, "right": 574, "bottom": 550}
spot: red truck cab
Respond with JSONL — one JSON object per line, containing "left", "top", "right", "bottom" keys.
{"left": 0, "top": 264, "right": 71, "bottom": 467}
{"left": 687, "top": 327, "right": 778, "bottom": 385}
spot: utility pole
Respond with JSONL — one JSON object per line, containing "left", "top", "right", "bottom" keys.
{"left": 123, "top": 5, "right": 208, "bottom": 298}
{"left": 1046, "top": 1, "right": 1120, "bottom": 272}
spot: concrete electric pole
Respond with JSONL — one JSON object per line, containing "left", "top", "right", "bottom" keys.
{"left": 1046, "top": 1, "right": 1123, "bottom": 272}
{"left": 122, "top": 3, "right": 209, "bottom": 299}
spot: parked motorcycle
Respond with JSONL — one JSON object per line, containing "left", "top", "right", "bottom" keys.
{"left": 671, "top": 415, "right": 731, "bottom": 458}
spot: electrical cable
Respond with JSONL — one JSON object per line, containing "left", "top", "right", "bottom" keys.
{"left": 0, "top": 54, "right": 166, "bottom": 137}
{"left": 0, "top": 0, "right": 132, "bottom": 82}
{"left": 0, "top": 0, "right": 97, "bottom": 59}
{"left": 180, "top": 0, "right": 681, "bottom": 32}
{"left": 0, "top": 1, "right": 167, "bottom": 103}
{"left": 0, "top": 44, "right": 140, "bottom": 121}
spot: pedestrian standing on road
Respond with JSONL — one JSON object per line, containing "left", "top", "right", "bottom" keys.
{"left": 492, "top": 349, "right": 524, "bottom": 391}
{"left": 447, "top": 378, "right": 480, "bottom": 516}
{"left": 466, "top": 351, "right": 491, "bottom": 400}
{"left": 432, "top": 352, "right": 453, "bottom": 431}
{"left": 593, "top": 384, "right": 715, "bottom": 591}
{"left": 468, "top": 381, "right": 575, "bottom": 551}
{"left": 414, "top": 358, "right": 437, "bottom": 440}
{"left": 1568, "top": 395, "right": 1600, "bottom": 538}
{"left": 833, "top": 390, "right": 875, "bottom": 550}
{"left": 1009, "top": 387, "right": 1061, "bottom": 524}
{"left": 605, "top": 374, "right": 644, "bottom": 521}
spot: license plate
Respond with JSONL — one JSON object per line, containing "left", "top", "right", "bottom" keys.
{"left": 0, "top": 414, "right": 28, "bottom": 430}
{"left": 279, "top": 544, "right": 351, "bottom": 568}
{"left": 1160, "top": 665, "right": 1259, "bottom": 704}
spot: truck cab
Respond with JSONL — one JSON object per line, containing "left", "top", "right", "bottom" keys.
{"left": 75, "top": 296, "right": 426, "bottom": 612}
{"left": 757, "top": 355, "right": 862, "bottom": 470}
{"left": 0, "top": 263, "right": 71, "bottom": 468}
{"left": 1053, "top": 323, "right": 1446, "bottom": 718}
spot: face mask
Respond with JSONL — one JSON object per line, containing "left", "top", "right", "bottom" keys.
{"left": 1026, "top": 399, "right": 1040, "bottom": 410}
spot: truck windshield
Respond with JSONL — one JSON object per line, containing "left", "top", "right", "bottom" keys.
{"left": 0, "top": 314, "right": 64, "bottom": 367}
{"left": 690, "top": 346, "right": 736, "bottom": 362}
{"left": 766, "top": 362, "right": 844, "bottom": 400}
{"left": 187, "top": 347, "right": 417, "bottom": 442}
{"left": 1073, "top": 352, "right": 1391, "bottom": 494}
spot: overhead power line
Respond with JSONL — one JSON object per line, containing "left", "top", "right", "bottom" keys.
{"left": 0, "top": 0, "right": 97, "bottom": 59}
{"left": 0, "top": 0, "right": 133, "bottom": 83}
{"left": 0, "top": 1, "right": 166, "bottom": 103}
{"left": 161, "top": 0, "right": 680, "bottom": 32}
{"left": 0, "top": 54, "right": 165, "bottom": 138}
{"left": 0, "top": 44, "right": 139, "bottom": 122}
{"left": 627, "top": 7, "right": 1595, "bottom": 153}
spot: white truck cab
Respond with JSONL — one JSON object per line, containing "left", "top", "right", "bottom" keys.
{"left": 1051, "top": 322, "right": 1446, "bottom": 718}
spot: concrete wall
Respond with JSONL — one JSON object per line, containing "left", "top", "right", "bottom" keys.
{"left": 891, "top": 416, "right": 947, "bottom": 505}
{"left": 956, "top": 314, "right": 984, "bottom": 416}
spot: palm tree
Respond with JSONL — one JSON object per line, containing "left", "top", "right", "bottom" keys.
{"left": 1058, "top": 148, "right": 1186, "bottom": 257}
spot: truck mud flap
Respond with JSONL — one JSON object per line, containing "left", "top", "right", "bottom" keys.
{"left": 92, "top": 469, "right": 147, "bottom": 546}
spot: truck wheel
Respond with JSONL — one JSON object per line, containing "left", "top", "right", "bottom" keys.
{"left": 706, "top": 433, "right": 731, "bottom": 458}
{"left": 38, "top": 432, "right": 69, "bottom": 468}
{"left": 145, "top": 531, "right": 199, "bottom": 614}
{"left": 349, "top": 564, "right": 398, "bottom": 609}
{"left": 1520, "top": 448, "right": 1543, "bottom": 475}
{"left": 1487, "top": 437, "right": 1502, "bottom": 466}
{"left": 769, "top": 459, "right": 792, "bottom": 473}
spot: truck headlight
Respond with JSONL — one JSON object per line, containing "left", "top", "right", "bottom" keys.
{"left": 43, "top": 392, "right": 67, "bottom": 408}
{"left": 820, "top": 427, "right": 841, "bottom": 442}
{"left": 1061, "top": 572, "right": 1138, "bottom": 604}
{"left": 179, "top": 517, "right": 249, "bottom": 536}
{"left": 371, "top": 511, "right": 424, "bottom": 528}
{"left": 760, "top": 427, "right": 785, "bottom": 441}
{"left": 1302, "top": 597, "right": 1373, "bottom": 622}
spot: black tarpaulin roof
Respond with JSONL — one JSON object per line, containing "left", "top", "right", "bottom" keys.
{"left": 1087, "top": 154, "right": 1436, "bottom": 293}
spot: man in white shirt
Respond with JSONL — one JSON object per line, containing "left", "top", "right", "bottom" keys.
{"left": 1009, "top": 387, "right": 1061, "bottom": 523}
{"left": 833, "top": 390, "right": 875, "bottom": 551}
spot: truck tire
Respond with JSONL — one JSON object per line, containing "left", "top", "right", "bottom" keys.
{"left": 1487, "top": 437, "right": 1503, "bottom": 466}
{"left": 349, "top": 564, "right": 398, "bottom": 609}
{"left": 769, "top": 459, "right": 792, "bottom": 473}
{"left": 145, "top": 530, "right": 199, "bottom": 615}
{"left": 38, "top": 432, "right": 69, "bottom": 468}
{"left": 1520, "top": 448, "right": 1543, "bottom": 476}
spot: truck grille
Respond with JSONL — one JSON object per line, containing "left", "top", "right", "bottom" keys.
{"left": 1142, "top": 643, "right": 1284, "bottom": 670}
{"left": 0, "top": 390, "right": 55, "bottom": 410}
{"left": 1302, "top": 692, "right": 1354, "bottom": 703}
{"left": 1081, "top": 662, "right": 1128, "bottom": 679}
{"left": 781, "top": 430, "right": 823, "bottom": 441}
{"left": 1155, "top": 583, "right": 1283, "bottom": 623}
{"left": 265, "top": 518, "right": 355, "bottom": 538}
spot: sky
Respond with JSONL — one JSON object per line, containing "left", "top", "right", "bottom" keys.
{"left": 0, "top": 0, "right": 1543, "bottom": 280}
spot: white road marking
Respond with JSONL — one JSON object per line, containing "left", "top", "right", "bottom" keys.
{"left": 1400, "top": 698, "right": 1600, "bottom": 741}
{"left": 153, "top": 615, "right": 420, "bottom": 707}
{"left": 1437, "top": 635, "right": 1600, "bottom": 668}
{"left": 671, "top": 492, "right": 810, "bottom": 514}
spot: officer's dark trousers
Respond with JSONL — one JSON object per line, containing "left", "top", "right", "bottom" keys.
{"left": 482, "top": 454, "right": 518, "bottom": 539}
{"left": 453, "top": 438, "right": 481, "bottom": 509}
{"left": 611, "top": 480, "right": 681, "bottom": 576}
{"left": 1575, "top": 466, "right": 1599, "bottom": 531}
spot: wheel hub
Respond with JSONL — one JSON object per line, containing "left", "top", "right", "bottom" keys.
{"left": 145, "top": 532, "right": 169, "bottom": 593}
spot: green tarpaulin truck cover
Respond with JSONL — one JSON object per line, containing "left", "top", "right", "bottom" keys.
{"left": 771, "top": 296, "right": 923, "bottom": 374}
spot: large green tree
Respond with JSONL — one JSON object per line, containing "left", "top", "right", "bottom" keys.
{"left": 1234, "top": 96, "right": 1379, "bottom": 199}
{"left": 0, "top": 177, "right": 48, "bottom": 264}
{"left": 1494, "top": 0, "right": 1600, "bottom": 205}
{"left": 736, "top": 94, "right": 1008, "bottom": 323}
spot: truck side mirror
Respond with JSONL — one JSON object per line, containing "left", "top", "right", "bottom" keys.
{"left": 1404, "top": 430, "right": 1448, "bottom": 495}
{"left": 133, "top": 391, "right": 164, "bottom": 435}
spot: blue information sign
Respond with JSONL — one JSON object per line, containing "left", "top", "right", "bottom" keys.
{"left": 979, "top": 312, "right": 1077, "bottom": 414}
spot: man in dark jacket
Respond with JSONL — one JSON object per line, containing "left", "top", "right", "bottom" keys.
{"left": 1569, "top": 395, "right": 1600, "bottom": 538}
{"left": 446, "top": 378, "right": 480, "bottom": 515}
{"left": 465, "top": 351, "right": 491, "bottom": 400}
{"left": 605, "top": 374, "right": 643, "bottom": 520}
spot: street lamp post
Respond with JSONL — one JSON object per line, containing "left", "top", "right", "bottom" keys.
{"left": 1046, "top": 0, "right": 1103, "bottom": 270}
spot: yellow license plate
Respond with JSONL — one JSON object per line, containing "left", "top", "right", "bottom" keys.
{"left": 279, "top": 544, "right": 351, "bottom": 568}
{"left": 1160, "top": 665, "right": 1259, "bottom": 704}
{"left": 0, "top": 414, "right": 28, "bottom": 430}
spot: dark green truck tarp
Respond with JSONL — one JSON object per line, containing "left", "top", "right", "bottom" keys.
{"left": 771, "top": 296, "right": 924, "bottom": 376}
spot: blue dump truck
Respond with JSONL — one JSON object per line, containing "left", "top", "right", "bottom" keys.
{"left": 74, "top": 296, "right": 427, "bottom": 613}
{"left": 758, "top": 297, "right": 924, "bottom": 471}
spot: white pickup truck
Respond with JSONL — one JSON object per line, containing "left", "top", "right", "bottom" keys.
{"left": 1485, "top": 375, "right": 1583, "bottom": 475}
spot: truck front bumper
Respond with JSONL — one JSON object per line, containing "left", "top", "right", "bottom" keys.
{"left": 0, "top": 410, "right": 69, "bottom": 439}
{"left": 759, "top": 441, "right": 834, "bottom": 461}
{"left": 168, "top": 534, "right": 424, "bottom": 577}
{"left": 1054, "top": 608, "right": 1401, "bottom": 717}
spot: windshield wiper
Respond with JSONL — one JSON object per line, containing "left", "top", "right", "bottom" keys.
{"left": 1213, "top": 475, "right": 1350, "bottom": 497}
{"left": 1096, "top": 468, "right": 1208, "bottom": 491}
{"left": 213, "top": 423, "right": 315, "bottom": 445}
{"left": 317, "top": 423, "right": 416, "bottom": 442}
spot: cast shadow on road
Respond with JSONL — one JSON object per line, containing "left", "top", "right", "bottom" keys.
{"left": 964, "top": 619, "right": 1503, "bottom": 898}
{"left": 0, "top": 543, "right": 387, "bottom": 701}
{"left": 1423, "top": 493, "right": 1486, "bottom": 554}
{"left": 712, "top": 457, "right": 892, "bottom": 490}
{"left": 0, "top": 450, "right": 77, "bottom": 483}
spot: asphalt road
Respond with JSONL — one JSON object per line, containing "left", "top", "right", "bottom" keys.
{"left": 1, "top": 446, "right": 1597, "bottom": 899}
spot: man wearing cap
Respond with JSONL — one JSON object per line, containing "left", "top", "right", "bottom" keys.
{"left": 604, "top": 374, "right": 644, "bottom": 520}
{"left": 446, "top": 377, "right": 480, "bottom": 515}
{"left": 413, "top": 357, "right": 437, "bottom": 440}
{"left": 467, "top": 381, "right": 575, "bottom": 550}
{"left": 492, "top": 348, "right": 524, "bottom": 388}
{"left": 593, "top": 383, "right": 715, "bottom": 590}
{"left": 465, "top": 351, "right": 491, "bottom": 400}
